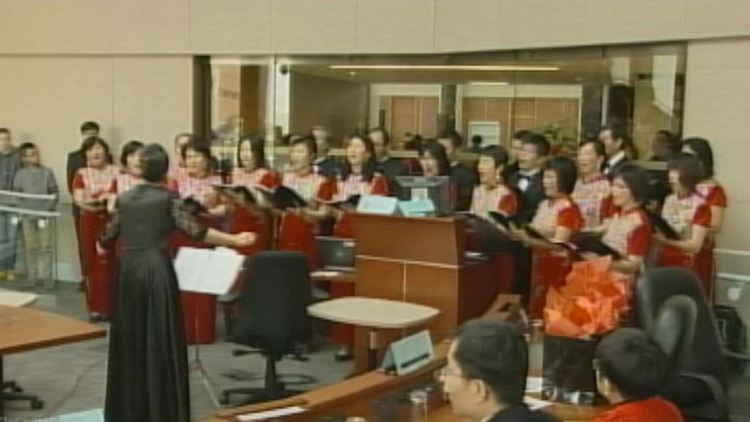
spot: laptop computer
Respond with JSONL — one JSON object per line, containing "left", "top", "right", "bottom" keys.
{"left": 315, "top": 236, "right": 356, "bottom": 272}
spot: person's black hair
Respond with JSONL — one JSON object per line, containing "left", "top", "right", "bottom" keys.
{"left": 579, "top": 138, "right": 606, "bottom": 157}
{"left": 595, "top": 328, "right": 669, "bottom": 401}
{"left": 290, "top": 135, "right": 318, "bottom": 159}
{"left": 369, "top": 127, "right": 391, "bottom": 145}
{"left": 522, "top": 132, "right": 551, "bottom": 157}
{"left": 120, "top": 140, "right": 144, "bottom": 167}
{"left": 511, "top": 129, "right": 531, "bottom": 141}
{"left": 80, "top": 121, "right": 100, "bottom": 133}
{"left": 80, "top": 136, "right": 111, "bottom": 165}
{"left": 438, "top": 130, "right": 464, "bottom": 148}
{"left": 601, "top": 124, "right": 639, "bottom": 159}
{"left": 479, "top": 145, "right": 509, "bottom": 169}
{"left": 0, "top": 128, "right": 10, "bottom": 136}
{"left": 470, "top": 135, "right": 483, "bottom": 146}
{"left": 19, "top": 142, "right": 37, "bottom": 153}
{"left": 613, "top": 164, "right": 650, "bottom": 204}
{"left": 140, "top": 143, "right": 170, "bottom": 183}
{"left": 454, "top": 319, "right": 527, "bottom": 405}
{"left": 655, "top": 130, "right": 682, "bottom": 155}
{"left": 236, "top": 135, "right": 268, "bottom": 170}
{"left": 419, "top": 140, "right": 451, "bottom": 176}
{"left": 341, "top": 133, "right": 378, "bottom": 182}
{"left": 682, "top": 137, "right": 714, "bottom": 178}
{"left": 668, "top": 154, "right": 704, "bottom": 192}
{"left": 543, "top": 156, "right": 578, "bottom": 195}
{"left": 180, "top": 138, "right": 212, "bottom": 161}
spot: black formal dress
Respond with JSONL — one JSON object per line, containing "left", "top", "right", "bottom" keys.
{"left": 100, "top": 184, "right": 207, "bottom": 422}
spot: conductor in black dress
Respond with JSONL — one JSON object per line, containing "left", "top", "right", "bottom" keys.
{"left": 98, "top": 144, "right": 254, "bottom": 422}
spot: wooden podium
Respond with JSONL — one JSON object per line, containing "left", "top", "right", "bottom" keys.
{"left": 351, "top": 213, "right": 498, "bottom": 372}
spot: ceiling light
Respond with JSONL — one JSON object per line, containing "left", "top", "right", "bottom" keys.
{"left": 468, "top": 81, "right": 509, "bottom": 86}
{"left": 329, "top": 64, "right": 558, "bottom": 72}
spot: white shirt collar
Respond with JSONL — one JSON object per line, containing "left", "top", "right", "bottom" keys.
{"left": 607, "top": 151, "right": 626, "bottom": 168}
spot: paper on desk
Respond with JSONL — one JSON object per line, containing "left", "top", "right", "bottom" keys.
{"left": 312, "top": 270, "right": 343, "bottom": 278}
{"left": 525, "top": 376, "right": 543, "bottom": 393}
{"left": 236, "top": 406, "right": 307, "bottom": 421}
{"left": 174, "top": 247, "right": 245, "bottom": 295}
{"left": 524, "top": 395, "right": 553, "bottom": 411}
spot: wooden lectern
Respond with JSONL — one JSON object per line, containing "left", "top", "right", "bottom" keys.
{"left": 351, "top": 213, "right": 498, "bottom": 372}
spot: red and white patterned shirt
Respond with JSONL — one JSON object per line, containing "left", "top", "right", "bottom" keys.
{"left": 469, "top": 184, "right": 518, "bottom": 219}
{"left": 73, "top": 165, "right": 118, "bottom": 201}
{"left": 530, "top": 197, "right": 583, "bottom": 238}
{"left": 110, "top": 172, "right": 143, "bottom": 195}
{"left": 661, "top": 192, "right": 711, "bottom": 239}
{"left": 332, "top": 173, "right": 389, "bottom": 201}
{"left": 602, "top": 207, "right": 652, "bottom": 257}
{"left": 231, "top": 167, "right": 280, "bottom": 190}
{"left": 572, "top": 175, "right": 612, "bottom": 229}
{"left": 175, "top": 172, "right": 222, "bottom": 205}
{"left": 282, "top": 171, "right": 333, "bottom": 202}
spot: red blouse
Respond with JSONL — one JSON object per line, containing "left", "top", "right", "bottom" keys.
{"left": 469, "top": 184, "right": 518, "bottom": 218}
{"left": 109, "top": 172, "right": 143, "bottom": 195}
{"left": 530, "top": 196, "right": 583, "bottom": 238}
{"left": 594, "top": 396, "right": 683, "bottom": 422}
{"left": 572, "top": 175, "right": 613, "bottom": 229}
{"left": 697, "top": 179, "right": 728, "bottom": 208}
{"left": 231, "top": 167, "right": 281, "bottom": 190}
{"left": 661, "top": 192, "right": 711, "bottom": 239}
{"left": 601, "top": 207, "right": 652, "bottom": 257}
{"left": 175, "top": 172, "right": 222, "bottom": 205}
{"left": 282, "top": 171, "right": 334, "bottom": 203}
{"left": 73, "top": 165, "right": 119, "bottom": 201}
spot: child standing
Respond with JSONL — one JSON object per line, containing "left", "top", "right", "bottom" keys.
{"left": 13, "top": 142, "right": 59, "bottom": 289}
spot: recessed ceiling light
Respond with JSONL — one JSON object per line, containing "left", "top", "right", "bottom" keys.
{"left": 329, "top": 65, "right": 558, "bottom": 72}
{"left": 468, "top": 81, "right": 510, "bottom": 86}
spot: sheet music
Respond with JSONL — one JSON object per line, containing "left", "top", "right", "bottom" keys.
{"left": 174, "top": 247, "right": 245, "bottom": 295}
{"left": 236, "top": 406, "right": 307, "bottom": 421}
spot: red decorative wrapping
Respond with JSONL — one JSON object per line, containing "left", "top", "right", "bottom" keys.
{"left": 544, "top": 257, "right": 630, "bottom": 339}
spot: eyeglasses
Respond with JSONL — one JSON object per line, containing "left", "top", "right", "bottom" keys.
{"left": 434, "top": 366, "right": 465, "bottom": 382}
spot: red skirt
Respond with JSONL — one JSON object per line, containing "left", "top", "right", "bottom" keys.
{"left": 277, "top": 212, "right": 320, "bottom": 269}
{"left": 172, "top": 219, "right": 219, "bottom": 345}
{"left": 529, "top": 249, "right": 571, "bottom": 319}
{"left": 230, "top": 206, "right": 273, "bottom": 256}
{"left": 79, "top": 210, "right": 114, "bottom": 317}
{"left": 658, "top": 245, "right": 712, "bottom": 299}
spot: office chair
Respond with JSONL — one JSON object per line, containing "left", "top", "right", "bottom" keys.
{"left": 3, "top": 381, "right": 44, "bottom": 410}
{"left": 635, "top": 267, "right": 749, "bottom": 421}
{"left": 220, "top": 251, "right": 314, "bottom": 406}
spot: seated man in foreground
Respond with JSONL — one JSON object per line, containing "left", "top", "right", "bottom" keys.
{"left": 439, "top": 319, "right": 558, "bottom": 422}
{"left": 593, "top": 328, "right": 684, "bottom": 422}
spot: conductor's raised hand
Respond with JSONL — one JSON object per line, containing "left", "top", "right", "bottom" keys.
{"left": 233, "top": 232, "right": 257, "bottom": 247}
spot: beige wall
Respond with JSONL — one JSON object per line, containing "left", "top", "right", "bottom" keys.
{"left": 683, "top": 38, "right": 750, "bottom": 260}
{"left": 1, "top": 0, "right": 750, "bottom": 54}
{"left": 0, "top": 56, "right": 192, "bottom": 280}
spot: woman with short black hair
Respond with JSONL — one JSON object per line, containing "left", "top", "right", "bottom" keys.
{"left": 513, "top": 156, "right": 583, "bottom": 318}
{"left": 656, "top": 154, "right": 712, "bottom": 296}
{"left": 73, "top": 136, "right": 118, "bottom": 322}
{"left": 100, "top": 143, "right": 254, "bottom": 422}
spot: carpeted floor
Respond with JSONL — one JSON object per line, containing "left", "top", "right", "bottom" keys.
{"left": 2, "top": 281, "right": 351, "bottom": 421}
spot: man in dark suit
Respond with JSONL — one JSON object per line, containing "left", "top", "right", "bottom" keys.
{"left": 311, "top": 125, "right": 341, "bottom": 178}
{"left": 502, "top": 129, "right": 531, "bottom": 182}
{"left": 369, "top": 127, "right": 407, "bottom": 196}
{"left": 507, "top": 132, "right": 549, "bottom": 223}
{"left": 506, "top": 132, "right": 550, "bottom": 307}
{"left": 439, "top": 319, "right": 558, "bottom": 422}
{"left": 599, "top": 124, "right": 634, "bottom": 179}
{"left": 66, "top": 121, "right": 102, "bottom": 289}
{"left": 437, "top": 130, "right": 477, "bottom": 211}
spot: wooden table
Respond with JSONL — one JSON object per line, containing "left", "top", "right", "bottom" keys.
{"left": 206, "top": 340, "right": 606, "bottom": 422}
{"left": 0, "top": 305, "right": 106, "bottom": 417}
{"left": 308, "top": 297, "right": 439, "bottom": 369}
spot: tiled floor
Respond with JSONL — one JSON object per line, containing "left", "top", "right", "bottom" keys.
{"left": 2, "top": 281, "right": 351, "bottom": 421}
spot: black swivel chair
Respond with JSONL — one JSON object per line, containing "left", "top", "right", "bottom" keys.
{"left": 220, "top": 251, "right": 313, "bottom": 406}
{"left": 635, "top": 267, "right": 749, "bottom": 421}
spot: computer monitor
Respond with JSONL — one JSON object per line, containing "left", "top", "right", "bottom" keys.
{"left": 315, "top": 236, "right": 356, "bottom": 271}
{"left": 395, "top": 176, "right": 453, "bottom": 216}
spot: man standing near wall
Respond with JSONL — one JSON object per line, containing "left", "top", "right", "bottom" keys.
{"left": 0, "top": 128, "right": 21, "bottom": 281}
